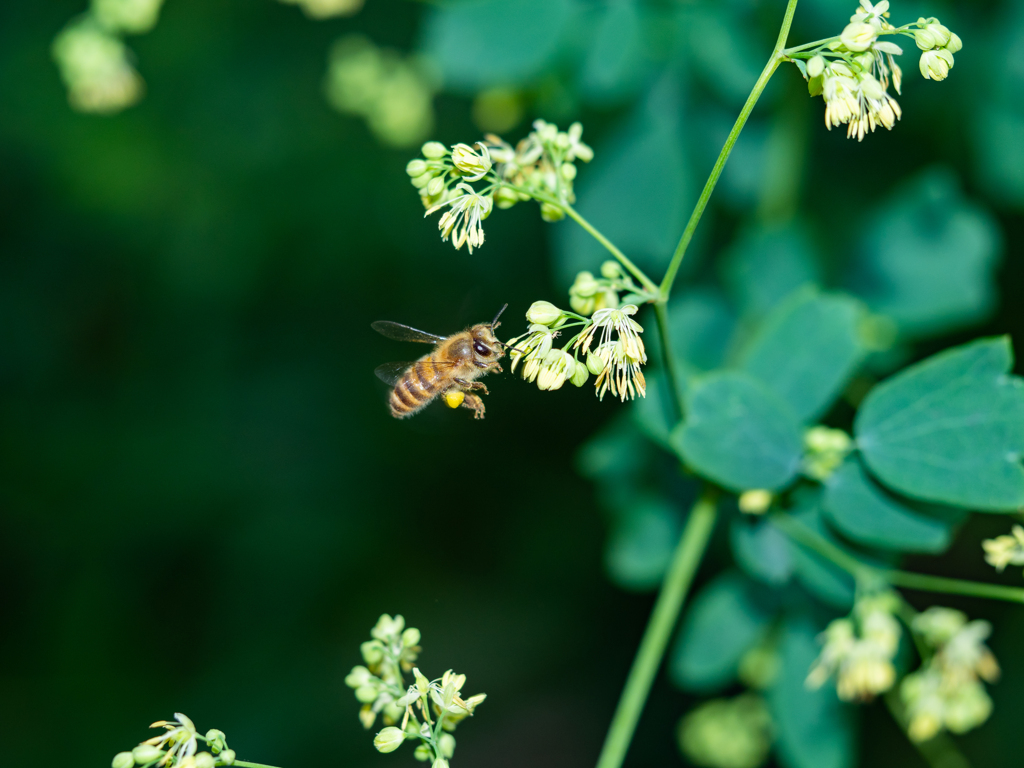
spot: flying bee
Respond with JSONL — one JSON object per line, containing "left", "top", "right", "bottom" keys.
{"left": 372, "top": 305, "right": 508, "bottom": 419}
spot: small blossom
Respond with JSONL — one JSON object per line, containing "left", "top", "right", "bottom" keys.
{"left": 919, "top": 48, "right": 953, "bottom": 81}
{"left": 574, "top": 305, "right": 647, "bottom": 402}
{"left": 982, "top": 525, "right": 1024, "bottom": 573}
{"left": 143, "top": 714, "right": 198, "bottom": 765}
{"left": 536, "top": 349, "right": 574, "bottom": 391}
{"left": 841, "top": 21, "right": 879, "bottom": 52}
{"left": 426, "top": 183, "right": 493, "bottom": 253}
{"left": 564, "top": 122, "right": 594, "bottom": 163}
{"left": 506, "top": 324, "right": 556, "bottom": 379}
{"left": 450, "top": 142, "right": 492, "bottom": 182}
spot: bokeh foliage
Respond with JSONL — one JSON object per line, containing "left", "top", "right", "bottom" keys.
{"left": 2, "top": 1, "right": 1024, "bottom": 767}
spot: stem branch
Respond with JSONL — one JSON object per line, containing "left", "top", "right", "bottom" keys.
{"left": 595, "top": 489, "right": 719, "bottom": 768}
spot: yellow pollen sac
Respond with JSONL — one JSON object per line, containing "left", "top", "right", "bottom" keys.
{"left": 444, "top": 390, "right": 465, "bottom": 409}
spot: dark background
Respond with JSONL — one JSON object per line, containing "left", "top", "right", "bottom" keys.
{"left": 1, "top": 1, "right": 1022, "bottom": 767}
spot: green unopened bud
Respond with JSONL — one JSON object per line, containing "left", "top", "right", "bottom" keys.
{"left": 807, "top": 55, "right": 825, "bottom": 79}
{"left": 402, "top": 627, "right": 421, "bottom": 647}
{"left": 808, "top": 74, "right": 823, "bottom": 97}
{"left": 361, "top": 640, "right": 383, "bottom": 664}
{"left": 355, "top": 684, "right": 379, "bottom": 703}
{"left": 432, "top": 759, "right": 450, "bottom": 768}
{"left": 220, "top": 750, "right": 236, "bottom": 765}
{"left": 421, "top": 141, "right": 447, "bottom": 159}
{"left": 194, "top": 753, "right": 215, "bottom": 768}
{"left": 374, "top": 726, "right": 406, "bottom": 753}
{"left": 438, "top": 734, "right": 456, "bottom": 759}
{"left": 406, "top": 159, "right": 428, "bottom": 177}
{"left": 526, "top": 300, "right": 563, "bottom": 326}
{"left": 945, "top": 32, "right": 962, "bottom": 53}
{"left": 569, "top": 360, "right": 589, "bottom": 387}
{"left": 560, "top": 162, "right": 577, "bottom": 181}
{"left": 570, "top": 293, "right": 596, "bottom": 316}
{"left": 859, "top": 73, "right": 885, "bottom": 100}
{"left": 494, "top": 186, "right": 519, "bottom": 209}
{"left": 571, "top": 271, "right": 599, "bottom": 296}
{"left": 410, "top": 172, "right": 432, "bottom": 189}
{"left": 413, "top": 667, "right": 430, "bottom": 693}
{"left": 587, "top": 351, "right": 607, "bottom": 376}
{"left": 427, "top": 176, "right": 446, "bottom": 196}
{"left": 600, "top": 260, "right": 622, "bottom": 279}
{"left": 132, "top": 746, "right": 164, "bottom": 764}
{"left": 414, "top": 744, "right": 432, "bottom": 762}
{"left": 112, "top": 752, "right": 134, "bottom": 768}
{"left": 915, "top": 28, "right": 937, "bottom": 50}
{"left": 540, "top": 202, "right": 565, "bottom": 222}
{"left": 346, "top": 665, "right": 373, "bottom": 689}
{"left": 738, "top": 489, "right": 772, "bottom": 515}
{"left": 593, "top": 289, "right": 618, "bottom": 312}
{"left": 925, "top": 21, "right": 951, "bottom": 47}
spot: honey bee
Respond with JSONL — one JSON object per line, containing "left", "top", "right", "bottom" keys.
{"left": 372, "top": 305, "right": 508, "bottom": 419}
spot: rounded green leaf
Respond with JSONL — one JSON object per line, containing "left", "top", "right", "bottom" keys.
{"left": 604, "top": 496, "right": 679, "bottom": 591}
{"left": 721, "top": 222, "right": 820, "bottom": 319}
{"left": 739, "top": 288, "right": 868, "bottom": 421}
{"left": 786, "top": 501, "right": 855, "bottom": 610}
{"left": 669, "top": 571, "right": 773, "bottom": 692}
{"left": 731, "top": 516, "right": 794, "bottom": 586}
{"left": 855, "top": 337, "right": 1024, "bottom": 511}
{"left": 769, "top": 617, "right": 856, "bottom": 768}
{"left": 672, "top": 371, "right": 803, "bottom": 492}
{"left": 822, "top": 458, "right": 952, "bottom": 553}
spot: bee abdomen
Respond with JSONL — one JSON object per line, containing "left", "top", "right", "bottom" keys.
{"left": 388, "top": 360, "right": 445, "bottom": 418}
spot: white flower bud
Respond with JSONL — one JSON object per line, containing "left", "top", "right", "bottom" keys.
{"left": 402, "top": 627, "right": 421, "bottom": 647}
{"left": 421, "top": 141, "right": 447, "bottom": 159}
{"left": 587, "top": 351, "right": 607, "bottom": 376}
{"left": 112, "top": 752, "right": 134, "bottom": 768}
{"left": 569, "top": 360, "right": 590, "bottom": 387}
{"left": 427, "top": 176, "right": 445, "bottom": 196}
{"left": 494, "top": 186, "right": 519, "bottom": 209}
{"left": 945, "top": 32, "right": 962, "bottom": 53}
{"left": 414, "top": 744, "right": 432, "bottom": 762}
{"left": 132, "top": 746, "right": 164, "bottom": 764}
{"left": 195, "top": 753, "right": 215, "bottom": 768}
{"left": 807, "top": 55, "right": 825, "bottom": 78}
{"left": 438, "top": 734, "right": 456, "bottom": 758}
{"left": 345, "top": 665, "right": 373, "bottom": 689}
{"left": 432, "top": 759, "right": 449, "bottom": 768}
{"left": 220, "top": 750, "right": 236, "bottom": 765}
{"left": 915, "top": 27, "right": 937, "bottom": 50}
{"left": 919, "top": 49, "right": 952, "bottom": 80}
{"left": 526, "top": 301, "right": 563, "bottom": 326}
{"left": 374, "top": 726, "right": 406, "bottom": 753}
{"left": 450, "top": 142, "right": 492, "bottom": 181}
{"left": 540, "top": 202, "right": 564, "bottom": 222}
{"left": 406, "top": 159, "right": 427, "bottom": 177}
{"left": 560, "top": 162, "right": 577, "bottom": 181}
{"left": 925, "top": 21, "right": 951, "bottom": 47}
{"left": 840, "top": 21, "right": 878, "bottom": 52}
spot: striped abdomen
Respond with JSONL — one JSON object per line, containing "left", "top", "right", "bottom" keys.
{"left": 389, "top": 357, "right": 451, "bottom": 418}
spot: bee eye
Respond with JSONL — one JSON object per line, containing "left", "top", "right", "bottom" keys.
{"left": 474, "top": 342, "right": 491, "bottom": 357}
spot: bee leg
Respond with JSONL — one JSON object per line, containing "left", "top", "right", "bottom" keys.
{"left": 454, "top": 378, "right": 489, "bottom": 395}
{"left": 460, "top": 393, "right": 486, "bottom": 419}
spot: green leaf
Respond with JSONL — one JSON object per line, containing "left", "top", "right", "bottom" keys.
{"left": 669, "top": 571, "right": 773, "bottom": 692}
{"left": 787, "top": 500, "right": 855, "bottom": 610}
{"left": 855, "top": 337, "right": 1024, "bottom": 511}
{"left": 769, "top": 617, "right": 856, "bottom": 768}
{"left": 578, "top": 0, "right": 649, "bottom": 104}
{"left": 731, "top": 516, "right": 794, "bottom": 586}
{"left": 553, "top": 78, "right": 689, "bottom": 285}
{"left": 739, "top": 288, "right": 868, "bottom": 422}
{"left": 721, "top": 222, "right": 821, "bottom": 319}
{"left": 822, "top": 458, "right": 953, "bottom": 553}
{"left": 667, "top": 288, "right": 737, "bottom": 381}
{"left": 421, "top": 0, "right": 578, "bottom": 92}
{"left": 850, "top": 167, "right": 1001, "bottom": 337}
{"left": 672, "top": 371, "right": 803, "bottom": 492}
{"left": 631, "top": 370, "right": 675, "bottom": 451}
{"left": 604, "top": 495, "right": 679, "bottom": 591}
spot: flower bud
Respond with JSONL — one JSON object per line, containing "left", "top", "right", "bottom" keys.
{"left": 427, "top": 176, "right": 446, "bottom": 196}
{"left": 132, "top": 746, "right": 164, "bottom": 764}
{"left": 346, "top": 665, "right": 373, "bottom": 689}
{"left": 494, "top": 186, "right": 519, "bottom": 210}
{"left": 361, "top": 640, "right": 383, "bottom": 664}
{"left": 593, "top": 289, "right": 619, "bottom": 312}
{"left": 432, "top": 759, "right": 449, "bottom": 768}
{"left": 919, "top": 49, "right": 952, "bottom": 80}
{"left": 526, "top": 301, "right": 563, "bottom": 326}
{"left": 414, "top": 744, "right": 432, "bottom": 762}
{"left": 540, "top": 202, "right": 564, "bottom": 222}
{"left": 432, "top": 733, "right": 454, "bottom": 759}
{"left": 421, "top": 141, "right": 447, "bottom": 159}
{"left": 569, "top": 360, "right": 590, "bottom": 387}
{"left": 410, "top": 172, "right": 432, "bottom": 189}
{"left": 220, "top": 751, "right": 236, "bottom": 766}
{"left": 560, "top": 162, "right": 577, "bottom": 181}
{"left": 840, "top": 21, "right": 878, "bottom": 52}
{"left": 925, "top": 21, "right": 951, "bottom": 47}
{"left": 195, "top": 753, "right": 215, "bottom": 768}
{"left": 569, "top": 293, "right": 596, "bottom": 316}
{"left": 451, "top": 142, "right": 492, "bottom": 181}
{"left": 406, "top": 159, "right": 427, "bottom": 177}
{"left": 945, "top": 32, "right": 962, "bottom": 53}
{"left": 571, "top": 270, "right": 599, "bottom": 296}
{"left": 355, "top": 684, "right": 379, "bottom": 703}
{"left": 807, "top": 55, "right": 825, "bottom": 78}
{"left": 402, "top": 627, "right": 421, "bottom": 647}
{"left": 738, "top": 490, "right": 772, "bottom": 515}
{"left": 600, "top": 260, "right": 622, "bottom": 279}
{"left": 112, "top": 752, "right": 135, "bottom": 768}
{"left": 914, "top": 28, "right": 937, "bottom": 50}
{"left": 859, "top": 73, "right": 885, "bottom": 100}
{"left": 587, "top": 351, "right": 607, "bottom": 375}
{"left": 374, "top": 726, "right": 406, "bottom": 753}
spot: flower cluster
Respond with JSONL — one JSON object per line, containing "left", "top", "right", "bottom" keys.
{"left": 900, "top": 608, "right": 999, "bottom": 741}
{"left": 407, "top": 120, "right": 593, "bottom": 252}
{"left": 507, "top": 282, "right": 648, "bottom": 403}
{"left": 806, "top": 592, "right": 901, "bottom": 701}
{"left": 325, "top": 36, "right": 437, "bottom": 148}
{"left": 801, "top": 426, "right": 853, "bottom": 481}
{"left": 345, "top": 614, "right": 485, "bottom": 767}
{"left": 677, "top": 694, "right": 773, "bottom": 768}
{"left": 797, "top": 2, "right": 959, "bottom": 141}
{"left": 52, "top": 0, "right": 164, "bottom": 114}
{"left": 982, "top": 525, "right": 1024, "bottom": 574}
{"left": 110, "top": 714, "right": 236, "bottom": 768}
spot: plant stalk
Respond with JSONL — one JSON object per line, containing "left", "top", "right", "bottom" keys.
{"left": 595, "top": 489, "right": 719, "bottom": 768}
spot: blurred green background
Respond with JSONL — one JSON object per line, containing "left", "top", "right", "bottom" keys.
{"left": 1, "top": 0, "right": 1023, "bottom": 766}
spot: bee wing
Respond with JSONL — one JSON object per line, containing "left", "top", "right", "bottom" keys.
{"left": 374, "top": 360, "right": 461, "bottom": 387}
{"left": 371, "top": 321, "right": 446, "bottom": 344}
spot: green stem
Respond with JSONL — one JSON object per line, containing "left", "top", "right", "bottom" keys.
{"left": 558, "top": 201, "right": 659, "bottom": 295}
{"left": 653, "top": 302, "right": 684, "bottom": 423}
{"left": 595, "top": 490, "right": 719, "bottom": 768}
{"left": 658, "top": 0, "right": 800, "bottom": 302}
{"left": 771, "top": 512, "right": 1024, "bottom": 604}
